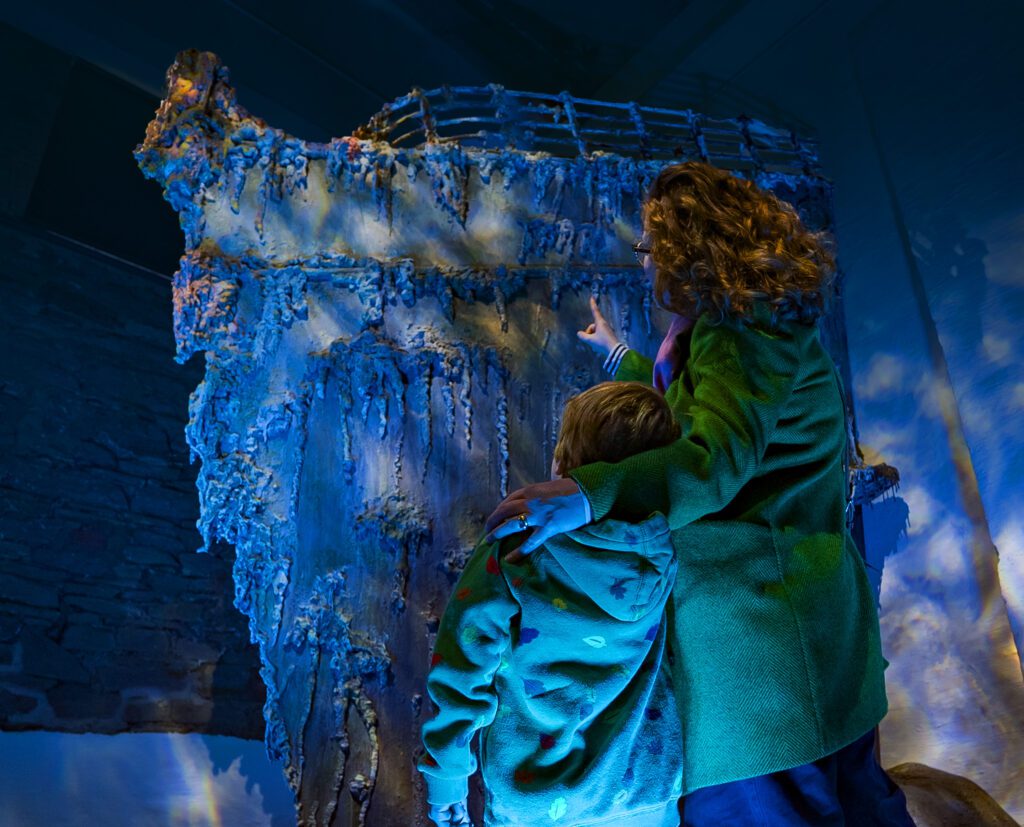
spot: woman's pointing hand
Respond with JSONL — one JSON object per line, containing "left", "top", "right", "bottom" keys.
{"left": 577, "top": 296, "right": 620, "bottom": 358}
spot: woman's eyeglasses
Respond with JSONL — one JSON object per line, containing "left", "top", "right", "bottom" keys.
{"left": 632, "top": 242, "right": 651, "bottom": 265}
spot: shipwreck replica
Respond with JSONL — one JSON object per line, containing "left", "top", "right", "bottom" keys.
{"left": 135, "top": 50, "right": 885, "bottom": 825}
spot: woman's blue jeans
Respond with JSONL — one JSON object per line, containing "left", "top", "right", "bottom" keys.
{"left": 681, "top": 729, "right": 916, "bottom": 826}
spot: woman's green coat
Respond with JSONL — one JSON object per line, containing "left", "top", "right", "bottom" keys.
{"left": 569, "top": 303, "right": 888, "bottom": 795}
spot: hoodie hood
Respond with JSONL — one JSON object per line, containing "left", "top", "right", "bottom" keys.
{"left": 542, "top": 511, "right": 675, "bottom": 621}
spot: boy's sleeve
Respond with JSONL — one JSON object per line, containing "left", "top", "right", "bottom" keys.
{"left": 612, "top": 349, "right": 655, "bottom": 384}
{"left": 570, "top": 318, "right": 802, "bottom": 531}
{"left": 419, "top": 538, "right": 519, "bottom": 806}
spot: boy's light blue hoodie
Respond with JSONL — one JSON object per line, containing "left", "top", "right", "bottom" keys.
{"left": 420, "top": 512, "right": 682, "bottom": 827}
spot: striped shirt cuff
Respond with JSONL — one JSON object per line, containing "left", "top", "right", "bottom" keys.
{"left": 602, "top": 342, "right": 629, "bottom": 376}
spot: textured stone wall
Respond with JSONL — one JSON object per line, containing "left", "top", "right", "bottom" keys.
{"left": 0, "top": 218, "right": 264, "bottom": 737}
{"left": 135, "top": 51, "right": 850, "bottom": 826}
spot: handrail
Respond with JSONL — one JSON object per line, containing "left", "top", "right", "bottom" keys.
{"left": 353, "top": 85, "right": 819, "bottom": 175}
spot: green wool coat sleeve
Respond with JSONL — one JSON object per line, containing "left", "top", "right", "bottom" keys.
{"left": 572, "top": 315, "right": 802, "bottom": 530}
{"left": 612, "top": 348, "right": 655, "bottom": 384}
{"left": 419, "top": 539, "right": 518, "bottom": 806}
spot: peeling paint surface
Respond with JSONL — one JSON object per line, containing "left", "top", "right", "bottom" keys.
{"left": 136, "top": 50, "right": 850, "bottom": 825}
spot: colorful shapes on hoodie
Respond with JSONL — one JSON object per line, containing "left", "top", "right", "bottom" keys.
{"left": 582, "top": 635, "right": 607, "bottom": 648}
{"left": 552, "top": 597, "right": 568, "bottom": 610}
{"left": 522, "top": 677, "right": 545, "bottom": 696}
{"left": 645, "top": 623, "right": 660, "bottom": 642}
{"left": 579, "top": 702, "right": 593, "bottom": 720}
{"left": 520, "top": 627, "right": 540, "bottom": 644}
{"left": 645, "top": 707, "right": 662, "bottom": 721}
{"left": 456, "top": 586, "right": 472, "bottom": 601}
{"left": 548, "top": 797, "right": 568, "bottom": 820}
{"left": 613, "top": 789, "right": 629, "bottom": 806}
{"left": 513, "top": 768, "right": 535, "bottom": 785}
{"left": 430, "top": 652, "right": 443, "bottom": 667}
{"left": 486, "top": 554, "right": 501, "bottom": 575}
{"left": 609, "top": 578, "right": 628, "bottom": 600}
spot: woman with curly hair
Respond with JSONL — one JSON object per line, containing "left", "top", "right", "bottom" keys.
{"left": 487, "top": 162, "right": 915, "bottom": 826}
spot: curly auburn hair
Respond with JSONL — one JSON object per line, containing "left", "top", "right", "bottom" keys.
{"left": 642, "top": 161, "right": 836, "bottom": 324}
{"left": 553, "top": 382, "right": 681, "bottom": 476}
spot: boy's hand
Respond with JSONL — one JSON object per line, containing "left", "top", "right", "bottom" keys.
{"left": 577, "top": 296, "right": 620, "bottom": 357}
{"left": 427, "top": 800, "right": 474, "bottom": 827}
{"left": 486, "top": 478, "right": 590, "bottom": 561}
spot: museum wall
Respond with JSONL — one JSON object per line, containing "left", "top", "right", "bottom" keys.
{"left": 0, "top": 25, "right": 265, "bottom": 740}
{"left": 0, "top": 219, "right": 265, "bottom": 737}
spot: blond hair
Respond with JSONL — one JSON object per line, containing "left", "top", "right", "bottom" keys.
{"left": 643, "top": 161, "right": 836, "bottom": 324}
{"left": 553, "top": 382, "right": 681, "bottom": 475}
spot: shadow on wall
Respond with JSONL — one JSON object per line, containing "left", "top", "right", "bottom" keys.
{"left": 911, "top": 211, "right": 988, "bottom": 351}
{"left": 861, "top": 496, "right": 910, "bottom": 602}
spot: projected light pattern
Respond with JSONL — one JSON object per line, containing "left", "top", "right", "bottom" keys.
{"left": 0, "top": 731, "right": 294, "bottom": 827}
{"left": 852, "top": 211, "right": 1024, "bottom": 815}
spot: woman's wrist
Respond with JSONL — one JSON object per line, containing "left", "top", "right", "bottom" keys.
{"left": 602, "top": 342, "right": 629, "bottom": 375}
